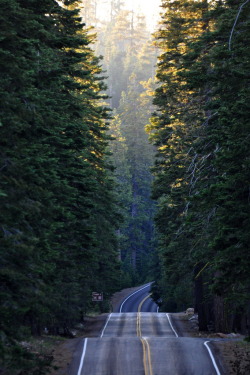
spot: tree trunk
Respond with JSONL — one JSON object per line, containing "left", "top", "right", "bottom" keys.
{"left": 194, "top": 263, "right": 208, "bottom": 331}
{"left": 213, "top": 294, "right": 229, "bottom": 333}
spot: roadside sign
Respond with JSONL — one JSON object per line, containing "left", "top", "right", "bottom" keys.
{"left": 92, "top": 292, "right": 103, "bottom": 302}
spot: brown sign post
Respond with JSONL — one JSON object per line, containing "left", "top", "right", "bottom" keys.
{"left": 92, "top": 292, "right": 103, "bottom": 302}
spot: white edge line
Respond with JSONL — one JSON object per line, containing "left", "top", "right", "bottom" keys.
{"left": 204, "top": 341, "right": 221, "bottom": 375}
{"left": 166, "top": 313, "right": 179, "bottom": 337}
{"left": 100, "top": 313, "right": 112, "bottom": 338}
{"left": 119, "top": 283, "right": 152, "bottom": 313}
{"left": 77, "top": 338, "right": 88, "bottom": 375}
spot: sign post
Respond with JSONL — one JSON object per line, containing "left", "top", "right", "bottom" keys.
{"left": 92, "top": 292, "right": 103, "bottom": 302}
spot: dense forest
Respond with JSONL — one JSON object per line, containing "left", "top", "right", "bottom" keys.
{"left": 150, "top": 0, "right": 250, "bottom": 334}
{"left": 0, "top": 0, "right": 122, "bottom": 373}
{"left": 0, "top": 0, "right": 249, "bottom": 374}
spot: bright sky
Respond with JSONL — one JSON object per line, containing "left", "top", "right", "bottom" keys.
{"left": 124, "top": 0, "right": 161, "bottom": 30}
{"left": 96, "top": 0, "right": 162, "bottom": 31}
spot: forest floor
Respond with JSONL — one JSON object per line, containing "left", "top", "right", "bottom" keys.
{"left": 45, "top": 286, "right": 250, "bottom": 375}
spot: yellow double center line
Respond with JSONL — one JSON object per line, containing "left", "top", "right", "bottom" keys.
{"left": 141, "top": 338, "right": 153, "bottom": 375}
{"left": 137, "top": 294, "right": 153, "bottom": 375}
{"left": 137, "top": 294, "right": 151, "bottom": 336}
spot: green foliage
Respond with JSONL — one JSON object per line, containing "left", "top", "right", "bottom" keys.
{"left": 150, "top": 0, "right": 250, "bottom": 331}
{"left": 0, "top": 0, "right": 121, "bottom": 371}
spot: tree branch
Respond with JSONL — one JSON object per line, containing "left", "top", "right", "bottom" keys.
{"left": 229, "top": 0, "right": 250, "bottom": 51}
{"left": 0, "top": 163, "right": 7, "bottom": 171}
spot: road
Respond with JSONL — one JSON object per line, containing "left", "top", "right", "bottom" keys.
{"left": 116, "top": 283, "right": 158, "bottom": 313}
{"left": 73, "top": 283, "right": 224, "bottom": 375}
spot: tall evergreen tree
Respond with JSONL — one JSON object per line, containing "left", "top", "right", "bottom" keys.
{"left": 0, "top": 0, "right": 120, "bottom": 371}
{"left": 183, "top": 0, "right": 250, "bottom": 331}
{"left": 149, "top": 0, "right": 210, "bottom": 315}
{"left": 150, "top": 0, "right": 250, "bottom": 332}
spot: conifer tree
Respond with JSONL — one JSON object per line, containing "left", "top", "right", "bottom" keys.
{"left": 149, "top": 0, "right": 210, "bottom": 315}
{"left": 151, "top": 0, "right": 250, "bottom": 332}
{"left": 183, "top": 0, "right": 250, "bottom": 331}
{"left": 0, "top": 0, "right": 120, "bottom": 371}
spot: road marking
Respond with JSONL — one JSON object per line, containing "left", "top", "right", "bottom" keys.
{"left": 100, "top": 313, "right": 112, "bottom": 338}
{"left": 77, "top": 338, "right": 88, "bottom": 375}
{"left": 137, "top": 294, "right": 151, "bottom": 337}
{"left": 141, "top": 338, "right": 149, "bottom": 375}
{"left": 166, "top": 313, "right": 179, "bottom": 337}
{"left": 144, "top": 338, "right": 153, "bottom": 375}
{"left": 137, "top": 296, "right": 154, "bottom": 375}
{"left": 204, "top": 341, "right": 221, "bottom": 375}
{"left": 138, "top": 294, "right": 151, "bottom": 313}
{"left": 140, "top": 337, "right": 153, "bottom": 375}
{"left": 119, "top": 283, "right": 152, "bottom": 312}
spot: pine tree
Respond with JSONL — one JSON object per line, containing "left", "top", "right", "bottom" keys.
{"left": 184, "top": 0, "right": 250, "bottom": 331}
{"left": 149, "top": 0, "right": 210, "bottom": 315}
{"left": 151, "top": 0, "right": 250, "bottom": 332}
{"left": 0, "top": 0, "right": 120, "bottom": 371}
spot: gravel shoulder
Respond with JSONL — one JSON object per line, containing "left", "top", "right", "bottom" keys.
{"left": 47, "top": 315, "right": 108, "bottom": 375}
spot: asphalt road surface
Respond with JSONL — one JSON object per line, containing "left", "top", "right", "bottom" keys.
{"left": 73, "top": 283, "right": 224, "bottom": 375}
{"left": 116, "top": 283, "right": 158, "bottom": 313}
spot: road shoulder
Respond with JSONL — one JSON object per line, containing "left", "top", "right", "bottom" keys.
{"left": 170, "top": 311, "right": 249, "bottom": 375}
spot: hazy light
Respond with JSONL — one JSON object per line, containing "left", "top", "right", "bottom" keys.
{"left": 96, "top": 0, "right": 161, "bottom": 31}
{"left": 125, "top": 0, "right": 161, "bottom": 30}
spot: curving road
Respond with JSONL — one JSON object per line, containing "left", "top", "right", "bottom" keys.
{"left": 117, "top": 283, "right": 158, "bottom": 313}
{"left": 72, "top": 283, "right": 224, "bottom": 375}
